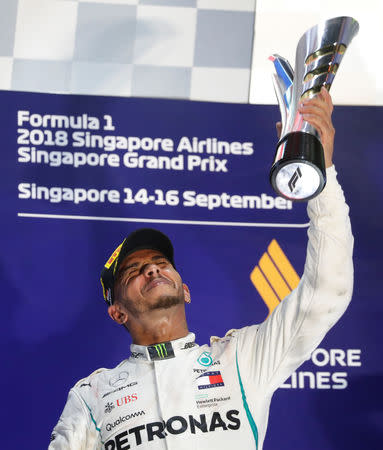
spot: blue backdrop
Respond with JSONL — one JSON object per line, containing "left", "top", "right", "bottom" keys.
{"left": 1, "top": 90, "right": 381, "bottom": 449}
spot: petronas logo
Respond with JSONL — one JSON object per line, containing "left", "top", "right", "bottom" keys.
{"left": 197, "top": 352, "right": 213, "bottom": 367}
{"left": 154, "top": 343, "right": 168, "bottom": 358}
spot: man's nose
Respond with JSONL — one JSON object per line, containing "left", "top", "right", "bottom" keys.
{"left": 143, "top": 263, "right": 160, "bottom": 277}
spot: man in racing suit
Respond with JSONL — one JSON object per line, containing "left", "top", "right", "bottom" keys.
{"left": 49, "top": 87, "right": 353, "bottom": 449}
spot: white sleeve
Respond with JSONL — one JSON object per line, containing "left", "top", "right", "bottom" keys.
{"left": 48, "top": 389, "right": 98, "bottom": 450}
{"left": 236, "top": 165, "right": 354, "bottom": 393}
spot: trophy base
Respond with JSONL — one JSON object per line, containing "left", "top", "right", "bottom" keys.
{"left": 270, "top": 132, "right": 326, "bottom": 201}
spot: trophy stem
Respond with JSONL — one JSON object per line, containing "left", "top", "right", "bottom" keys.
{"left": 270, "top": 132, "right": 326, "bottom": 201}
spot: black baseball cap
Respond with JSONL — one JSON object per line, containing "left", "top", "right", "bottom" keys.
{"left": 100, "top": 228, "right": 175, "bottom": 305}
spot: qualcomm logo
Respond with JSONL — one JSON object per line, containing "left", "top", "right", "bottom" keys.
{"left": 197, "top": 352, "right": 213, "bottom": 367}
{"left": 250, "top": 239, "right": 300, "bottom": 317}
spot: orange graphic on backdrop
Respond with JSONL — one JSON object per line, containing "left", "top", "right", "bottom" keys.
{"left": 250, "top": 240, "right": 300, "bottom": 316}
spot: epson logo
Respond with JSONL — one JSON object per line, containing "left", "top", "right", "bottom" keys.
{"left": 104, "top": 409, "right": 240, "bottom": 449}
{"left": 182, "top": 342, "right": 196, "bottom": 350}
{"left": 106, "top": 411, "right": 146, "bottom": 432}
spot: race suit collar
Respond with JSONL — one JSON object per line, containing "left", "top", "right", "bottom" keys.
{"left": 129, "top": 333, "right": 197, "bottom": 362}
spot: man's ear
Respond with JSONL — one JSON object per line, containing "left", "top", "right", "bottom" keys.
{"left": 183, "top": 284, "right": 191, "bottom": 304}
{"left": 108, "top": 303, "right": 129, "bottom": 324}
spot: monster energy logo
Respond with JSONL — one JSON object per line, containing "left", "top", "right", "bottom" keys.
{"left": 154, "top": 343, "right": 167, "bottom": 358}
{"left": 148, "top": 342, "right": 175, "bottom": 360}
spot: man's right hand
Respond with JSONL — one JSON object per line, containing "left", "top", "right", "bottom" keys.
{"left": 275, "top": 87, "right": 335, "bottom": 168}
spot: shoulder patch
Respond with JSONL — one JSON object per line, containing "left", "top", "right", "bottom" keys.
{"left": 210, "top": 328, "right": 238, "bottom": 345}
{"left": 73, "top": 360, "right": 129, "bottom": 389}
{"left": 74, "top": 367, "right": 108, "bottom": 388}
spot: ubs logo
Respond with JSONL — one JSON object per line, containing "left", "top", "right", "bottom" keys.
{"left": 116, "top": 394, "right": 138, "bottom": 407}
{"left": 105, "top": 402, "right": 115, "bottom": 414}
{"left": 104, "top": 394, "right": 138, "bottom": 413}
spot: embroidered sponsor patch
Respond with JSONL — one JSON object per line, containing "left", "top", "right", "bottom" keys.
{"left": 197, "top": 351, "right": 213, "bottom": 366}
{"left": 197, "top": 371, "right": 224, "bottom": 389}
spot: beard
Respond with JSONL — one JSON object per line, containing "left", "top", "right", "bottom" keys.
{"left": 120, "top": 289, "right": 184, "bottom": 318}
{"left": 147, "top": 294, "right": 184, "bottom": 311}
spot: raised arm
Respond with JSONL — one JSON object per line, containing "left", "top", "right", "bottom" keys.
{"left": 236, "top": 88, "right": 354, "bottom": 392}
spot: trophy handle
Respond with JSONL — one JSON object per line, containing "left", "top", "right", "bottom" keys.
{"left": 269, "top": 55, "right": 294, "bottom": 137}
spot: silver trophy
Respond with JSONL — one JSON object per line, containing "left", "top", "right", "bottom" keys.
{"left": 269, "top": 16, "right": 359, "bottom": 201}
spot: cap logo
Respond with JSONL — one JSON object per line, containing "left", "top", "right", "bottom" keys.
{"left": 104, "top": 243, "right": 123, "bottom": 269}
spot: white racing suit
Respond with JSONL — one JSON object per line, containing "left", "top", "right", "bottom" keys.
{"left": 49, "top": 166, "right": 354, "bottom": 450}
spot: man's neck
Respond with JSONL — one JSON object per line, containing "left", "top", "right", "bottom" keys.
{"left": 128, "top": 305, "right": 189, "bottom": 346}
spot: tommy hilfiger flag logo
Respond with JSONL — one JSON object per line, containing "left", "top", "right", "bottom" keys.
{"left": 197, "top": 371, "right": 224, "bottom": 390}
